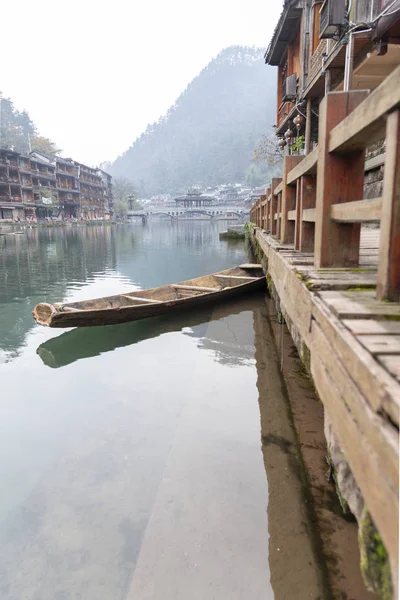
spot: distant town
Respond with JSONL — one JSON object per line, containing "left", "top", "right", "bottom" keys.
{"left": 0, "top": 145, "right": 260, "bottom": 224}
{"left": 0, "top": 148, "right": 113, "bottom": 222}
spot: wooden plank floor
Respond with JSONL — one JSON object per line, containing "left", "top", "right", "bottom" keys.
{"left": 254, "top": 226, "right": 399, "bottom": 573}
{"left": 260, "top": 227, "right": 399, "bottom": 423}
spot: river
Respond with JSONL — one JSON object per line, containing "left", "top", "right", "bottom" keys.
{"left": 0, "top": 221, "right": 328, "bottom": 599}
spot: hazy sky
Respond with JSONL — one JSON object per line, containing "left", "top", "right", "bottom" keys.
{"left": 1, "top": 1, "right": 281, "bottom": 166}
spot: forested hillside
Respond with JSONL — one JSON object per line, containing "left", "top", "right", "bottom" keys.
{"left": 108, "top": 46, "right": 277, "bottom": 196}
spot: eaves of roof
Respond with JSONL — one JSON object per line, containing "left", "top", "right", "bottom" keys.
{"left": 265, "top": 1, "right": 302, "bottom": 66}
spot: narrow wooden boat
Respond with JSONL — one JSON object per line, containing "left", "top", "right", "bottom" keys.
{"left": 32, "top": 264, "right": 266, "bottom": 328}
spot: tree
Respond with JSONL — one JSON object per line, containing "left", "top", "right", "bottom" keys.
{"left": 113, "top": 177, "right": 141, "bottom": 209}
{"left": 113, "top": 199, "right": 129, "bottom": 218}
{"left": 0, "top": 95, "right": 36, "bottom": 153}
{"left": 31, "top": 136, "right": 61, "bottom": 156}
{"left": 253, "top": 132, "right": 283, "bottom": 168}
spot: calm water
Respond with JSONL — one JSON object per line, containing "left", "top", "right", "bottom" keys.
{"left": 0, "top": 221, "right": 324, "bottom": 599}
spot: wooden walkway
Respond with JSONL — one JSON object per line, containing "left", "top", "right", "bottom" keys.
{"left": 254, "top": 227, "right": 399, "bottom": 581}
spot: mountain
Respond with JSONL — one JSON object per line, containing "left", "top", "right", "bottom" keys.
{"left": 108, "top": 46, "right": 277, "bottom": 196}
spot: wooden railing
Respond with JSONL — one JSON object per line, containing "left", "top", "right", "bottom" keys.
{"left": 250, "top": 65, "right": 400, "bottom": 302}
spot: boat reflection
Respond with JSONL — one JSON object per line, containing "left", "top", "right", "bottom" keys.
{"left": 37, "top": 294, "right": 266, "bottom": 369}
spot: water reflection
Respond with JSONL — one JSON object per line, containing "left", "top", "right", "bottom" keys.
{"left": 0, "top": 226, "right": 118, "bottom": 359}
{"left": 0, "top": 221, "right": 243, "bottom": 361}
{"left": 37, "top": 295, "right": 263, "bottom": 369}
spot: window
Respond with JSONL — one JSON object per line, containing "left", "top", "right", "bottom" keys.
{"left": 312, "top": 1, "right": 323, "bottom": 54}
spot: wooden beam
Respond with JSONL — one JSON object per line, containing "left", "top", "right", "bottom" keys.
{"left": 302, "top": 208, "right": 316, "bottom": 222}
{"left": 215, "top": 274, "right": 257, "bottom": 281}
{"left": 329, "top": 65, "right": 400, "bottom": 153}
{"left": 365, "top": 153, "right": 385, "bottom": 172}
{"left": 330, "top": 198, "right": 382, "bottom": 223}
{"left": 122, "top": 295, "right": 162, "bottom": 304}
{"left": 172, "top": 285, "right": 217, "bottom": 293}
{"left": 286, "top": 147, "right": 319, "bottom": 185}
{"left": 377, "top": 109, "right": 400, "bottom": 301}
{"left": 314, "top": 91, "right": 368, "bottom": 268}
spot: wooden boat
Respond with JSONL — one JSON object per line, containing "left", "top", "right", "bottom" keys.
{"left": 37, "top": 295, "right": 265, "bottom": 368}
{"left": 32, "top": 264, "right": 266, "bottom": 328}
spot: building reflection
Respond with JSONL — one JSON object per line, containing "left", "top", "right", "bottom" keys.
{"left": 0, "top": 226, "right": 117, "bottom": 360}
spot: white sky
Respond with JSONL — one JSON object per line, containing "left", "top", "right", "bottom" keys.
{"left": 1, "top": 0, "right": 281, "bottom": 167}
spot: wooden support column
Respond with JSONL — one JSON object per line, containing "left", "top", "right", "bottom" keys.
{"left": 377, "top": 109, "right": 400, "bottom": 301}
{"left": 305, "top": 99, "right": 312, "bottom": 155}
{"left": 281, "top": 155, "right": 303, "bottom": 244}
{"left": 270, "top": 178, "right": 281, "bottom": 236}
{"left": 299, "top": 175, "right": 316, "bottom": 252}
{"left": 314, "top": 91, "right": 368, "bottom": 268}
{"left": 260, "top": 194, "right": 267, "bottom": 229}
{"left": 294, "top": 180, "right": 301, "bottom": 250}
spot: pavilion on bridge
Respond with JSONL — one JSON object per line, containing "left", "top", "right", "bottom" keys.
{"left": 175, "top": 188, "right": 217, "bottom": 209}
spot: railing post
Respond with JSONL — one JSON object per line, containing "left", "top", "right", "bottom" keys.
{"left": 377, "top": 109, "right": 400, "bottom": 301}
{"left": 270, "top": 178, "right": 281, "bottom": 236}
{"left": 314, "top": 91, "right": 368, "bottom": 268}
{"left": 260, "top": 194, "right": 267, "bottom": 229}
{"left": 299, "top": 175, "right": 316, "bottom": 252}
{"left": 281, "top": 156, "right": 303, "bottom": 244}
{"left": 294, "top": 179, "right": 301, "bottom": 250}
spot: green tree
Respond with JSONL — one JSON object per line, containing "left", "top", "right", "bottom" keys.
{"left": 113, "top": 177, "right": 141, "bottom": 209}
{"left": 31, "top": 136, "right": 61, "bottom": 155}
{"left": 114, "top": 199, "right": 129, "bottom": 218}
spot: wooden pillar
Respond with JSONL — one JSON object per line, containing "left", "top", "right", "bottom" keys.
{"left": 294, "top": 180, "right": 301, "bottom": 250}
{"left": 377, "top": 109, "right": 400, "bottom": 301}
{"left": 314, "top": 91, "right": 368, "bottom": 268}
{"left": 270, "top": 178, "right": 282, "bottom": 236}
{"left": 299, "top": 175, "right": 316, "bottom": 252}
{"left": 305, "top": 99, "right": 312, "bottom": 155}
{"left": 281, "top": 156, "right": 303, "bottom": 244}
{"left": 260, "top": 194, "right": 267, "bottom": 229}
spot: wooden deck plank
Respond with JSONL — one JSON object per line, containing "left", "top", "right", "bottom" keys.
{"left": 378, "top": 356, "right": 400, "bottom": 383}
{"left": 344, "top": 320, "right": 400, "bottom": 335}
{"left": 318, "top": 290, "right": 400, "bottom": 319}
{"left": 311, "top": 330, "right": 398, "bottom": 565}
{"left": 357, "top": 335, "right": 400, "bottom": 355}
{"left": 312, "top": 295, "right": 400, "bottom": 428}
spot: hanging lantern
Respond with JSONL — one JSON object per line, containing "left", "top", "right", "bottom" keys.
{"left": 284, "top": 127, "right": 294, "bottom": 140}
{"left": 293, "top": 114, "right": 305, "bottom": 130}
{"left": 278, "top": 138, "right": 287, "bottom": 149}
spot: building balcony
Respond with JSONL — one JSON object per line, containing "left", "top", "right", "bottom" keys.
{"left": 32, "top": 171, "right": 56, "bottom": 181}
{"left": 57, "top": 187, "right": 80, "bottom": 193}
{"left": 56, "top": 169, "right": 75, "bottom": 177}
{"left": 0, "top": 195, "right": 23, "bottom": 203}
{"left": 277, "top": 100, "right": 295, "bottom": 130}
